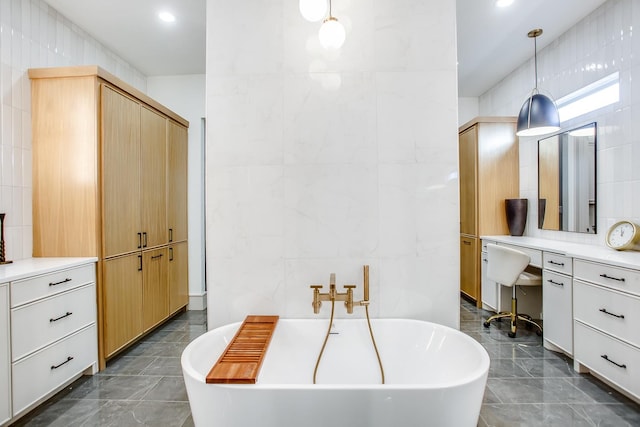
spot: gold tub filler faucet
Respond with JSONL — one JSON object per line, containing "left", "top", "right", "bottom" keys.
{"left": 310, "top": 266, "right": 370, "bottom": 314}
{"left": 310, "top": 265, "right": 384, "bottom": 384}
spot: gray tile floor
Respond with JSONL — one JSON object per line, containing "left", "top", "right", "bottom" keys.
{"left": 10, "top": 300, "right": 640, "bottom": 426}
{"left": 460, "top": 298, "right": 640, "bottom": 427}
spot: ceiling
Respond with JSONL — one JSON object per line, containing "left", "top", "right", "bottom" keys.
{"left": 43, "top": 0, "right": 607, "bottom": 97}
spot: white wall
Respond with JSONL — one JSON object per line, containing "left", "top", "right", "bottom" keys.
{"left": 479, "top": 0, "right": 640, "bottom": 245}
{"left": 0, "top": 0, "right": 146, "bottom": 261}
{"left": 206, "top": 0, "right": 460, "bottom": 328}
{"left": 458, "top": 96, "right": 479, "bottom": 126}
{"left": 147, "top": 75, "right": 207, "bottom": 309}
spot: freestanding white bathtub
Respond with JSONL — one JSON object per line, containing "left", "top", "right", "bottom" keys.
{"left": 182, "top": 318, "right": 489, "bottom": 427}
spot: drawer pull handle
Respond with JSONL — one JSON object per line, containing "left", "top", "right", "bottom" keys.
{"left": 601, "top": 354, "right": 626, "bottom": 369}
{"left": 600, "top": 273, "right": 625, "bottom": 282}
{"left": 599, "top": 308, "right": 625, "bottom": 319}
{"left": 151, "top": 254, "right": 163, "bottom": 260}
{"left": 49, "top": 278, "right": 72, "bottom": 287}
{"left": 547, "top": 260, "right": 565, "bottom": 266}
{"left": 463, "top": 241, "right": 471, "bottom": 245}
{"left": 51, "top": 356, "right": 74, "bottom": 370}
{"left": 547, "top": 279, "right": 564, "bottom": 287}
{"left": 50, "top": 312, "right": 73, "bottom": 322}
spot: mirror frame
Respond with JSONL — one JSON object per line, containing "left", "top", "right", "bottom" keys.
{"left": 537, "top": 122, "right": 597, "bottom": 234}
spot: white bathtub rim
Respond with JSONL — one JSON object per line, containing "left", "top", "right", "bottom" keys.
{"left": 181, "top": 317, "right": 489, "bottom": 390}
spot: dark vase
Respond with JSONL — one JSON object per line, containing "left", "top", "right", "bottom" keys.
{"left": 505, "top": 199, "right": 528, "bottom": 236}
{"left": 538, "top": 199, "right": 547, "bottom": 229}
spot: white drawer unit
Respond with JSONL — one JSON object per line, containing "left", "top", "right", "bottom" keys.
{"left": 543, "top": 252, "right": 573, "bottom": 276}
{"left": 574, "top": 321, "right": 640, "bottom": 401}
{"left": 543, "top": 269, "right": 573, "bottom": 355}
{"left": 0, "top": 258, "right": 98, "bottom": 424}
{"left": 0, "top": 284, "right": 10, "bottom": 425}
{"left": 12, "top": 325, "right": 98, "bottom": 416}
{"left": 11, "top": 284, "right": 97, "bottom": 361}
{"left": 574, "top": 280, "right": 640, "bottom": 348}
{"left": 11, "top": 263, "right": 95, "bottom": 307}
{"left": 574, "top": 259, "right": 640, "bottom": 296}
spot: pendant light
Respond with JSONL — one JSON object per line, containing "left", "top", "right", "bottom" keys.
{"left": 299, "top": 0, "right": 327, "bottom": 22}
{"left": 318, "top": 0, "right": 345, "bottom": 49}
{"left": 516, "top": 29, "right": 560, "bottom": 137}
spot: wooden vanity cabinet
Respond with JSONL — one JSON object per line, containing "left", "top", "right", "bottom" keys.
{"left": 458, "top": 117, "right": 519, "bottom": 305}
{"left": 30, "top": 66, "right": 189, "bottom": 368}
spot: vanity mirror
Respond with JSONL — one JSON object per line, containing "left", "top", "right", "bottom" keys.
{"left": 538, "top": 122, "right": 596, "bottom": 233}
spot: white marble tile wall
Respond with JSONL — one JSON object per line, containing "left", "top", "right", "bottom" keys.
{"left": 206, "top": 0, "right": 460, "bottom": 328}
{"left": 0, "top": 0, "right": 146, "bottom": 261}
{"left": 478, "top": 0, "right": 640, "bottom": 246}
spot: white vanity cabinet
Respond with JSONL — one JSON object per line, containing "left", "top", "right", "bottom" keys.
{"left": 0, "top": 258, "right": 98, "bottom": 423}
{"left": 542, "top": 252, "right": 573, "bottom": 355}
{"left": 573, "top": 259, "right": 640, "bottom": 401}
{"left": 0, "top": 283, "right": 10, "bottom": 425}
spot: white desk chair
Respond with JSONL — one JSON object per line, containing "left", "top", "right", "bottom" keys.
{"left": 483, "top": 243, "right": 543, "bottom": 338}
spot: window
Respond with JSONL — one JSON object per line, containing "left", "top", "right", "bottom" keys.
{"left": 556, "top": 72, "right": 620, "bottom": 122}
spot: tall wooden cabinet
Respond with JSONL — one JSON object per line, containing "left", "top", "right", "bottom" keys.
{"left": 458, "top": 117, "right": 519, "bottom": 306}
{"left": 29, "top": 66, "right": 190, "bottom": 368}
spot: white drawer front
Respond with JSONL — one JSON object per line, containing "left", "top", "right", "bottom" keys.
{"left": 12, "top": 324, "right": 97, "bottom": 416}
{"left": 574, "top": 280, "right": 640, "bottom": 348}
{"left": 543, "top": 252, "right": 573, "bottom": 275}
{"left": 11, "top": 284, "right": 97, "bottom": 361}
{"left": 11, "top": 263, "right": 96, "bottom": 307}
{"left": 542, "top": 271, "right": 573, "bottom": 354}
{"left": 574, "top": 321, "right": 640, "bottom": 401}
{"left": 574, "top": 259, "right": 640, "bottom": 296}
{"left": 501, "top": 243, "right": 542, "bottom": 267}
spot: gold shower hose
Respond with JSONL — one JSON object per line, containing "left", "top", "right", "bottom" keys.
{"left": 313, "top": 300, "right": 385, "bottom": 384}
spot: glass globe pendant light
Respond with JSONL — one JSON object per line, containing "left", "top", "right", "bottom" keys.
{"left": 299, "top": 0, "right": 327, "bottom": 22}
{"left": 318, "top": 0, "right": 345, "bottom": 49}
{"left": 516, "top": 29, "right": 560, "bottom": 137}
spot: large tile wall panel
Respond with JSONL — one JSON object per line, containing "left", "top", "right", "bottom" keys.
{"left": 206, "top": 0, "right": 460, "bottom": 328}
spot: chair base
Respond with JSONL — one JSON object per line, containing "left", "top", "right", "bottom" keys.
{"left": 483, "top": 298, "right": 543, "bottom": 338}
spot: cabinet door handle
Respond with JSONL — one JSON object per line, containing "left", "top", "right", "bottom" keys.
{"left": 143, "top": 232, "right": 148, "bottom": 248}
{"left": 463, "top": 241, "right": 471, "bottom": 245}
{"left": 50, "top": 312, "right": 73, "bottom": 322}
{"left": 169, "top": 247, "right": 174, "bottom": 261}
{"left": 49, "top": 278, "right": 71, "bottom": 287}
{"left": 601, "top": 354, "right": 626, "bottom": 369}
{"left": 151, "top": 254, "right": 163, "bottom": 260}
{"left": 137, "top": 232, "right": 142, "bottom": 249}
{"left": 138, "top": 255, "right": 143, "bottom": 271}
{"left": 600, "top": 273, "right": 625, "bottom": 282}
{"left": 547, "top": 279, "right": 564, "bottom": 287}
{"left": 599, "top": 308, "right": 625, "bottom": 319}
{"left": 169, "top": 228, "right": 173, "bottom": 242}
{"left": 51, "top": 356, "right": 74, "bottom": 370}
{"left": 547, "top": 260, "right": 565, "bottom": 266}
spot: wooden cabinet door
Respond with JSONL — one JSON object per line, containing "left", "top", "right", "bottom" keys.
{"left": 102, "top": 85, "right": 141, "bottom": 257}
{"left": 460, "top": 236, "right": 479, "bottom": 301}
{"left": 142, "top": 247, "right": 169, "bottom": 331}
{"left": 459, "top": 126, "right": 477, "bottom": 236}
{"left": 167, "top": 121, "right": 188, "bottom": 243}
{"left": 103, "top": 254, "right": 143, "bottom": 357}
{"left": 140, "top": 107, "right": 168, "bottom": 249}
{"left": 168, "top": 242, "right": 189, "bottom": 314}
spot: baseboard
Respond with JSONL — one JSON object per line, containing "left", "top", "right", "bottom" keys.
{"left": 187, "top": 292, "right": 207, "bottom": 311}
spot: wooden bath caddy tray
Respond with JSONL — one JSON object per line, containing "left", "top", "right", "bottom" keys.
{"left": 206, "top": 315, "right": 279, "bottom": 384}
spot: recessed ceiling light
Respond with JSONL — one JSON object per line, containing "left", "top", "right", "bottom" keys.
{"left": 495, "top": 0, "right": 514, "bottom": 7}
{"left": 158, "top": 11, "right": 176, "bottom": 23}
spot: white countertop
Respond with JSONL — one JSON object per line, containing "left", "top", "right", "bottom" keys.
{"left": 0, "top": 257, "right": 98, "bottom": 283}
{"left": 481, "top": 235, "right": 640, "bottom": 270}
